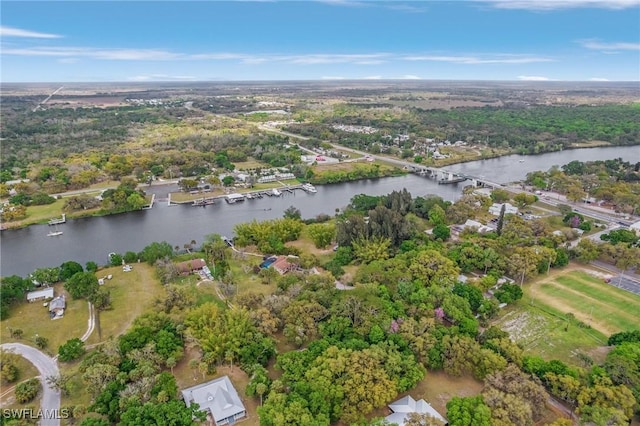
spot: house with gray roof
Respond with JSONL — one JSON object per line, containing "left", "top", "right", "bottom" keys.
{"left": 48, "top": 295, "right": 66, "bottom": 319}
{"left": 182, "top": 376, "right": 246, "bottom": 426}
{"left": 386, "top": 395, "right": 447, "bottom": 425}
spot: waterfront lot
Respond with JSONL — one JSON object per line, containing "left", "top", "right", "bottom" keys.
{"left": 494, "top": 269, "right": 640, "bottom": 365}
{"left": 85, "top": 263, "right": 164, "bottom": 345}
{"left": 0, "top": 284, "right": 89, "bottom": 353}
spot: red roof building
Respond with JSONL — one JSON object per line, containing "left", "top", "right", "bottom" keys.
{"left": 272, "top": 256, "right": 296, "bottom": 275}
{"left": 176, "top": 258, "right": 207, "bottom": 274}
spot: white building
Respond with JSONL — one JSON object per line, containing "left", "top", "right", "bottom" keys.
{"left": 630, "top": 221, "right": 640, "bottom": 236}
{"left": 489, "top": 202, "right": 519, "bottom": 216}
{"left": 461, "top": 219, "right": 493, "bottom": 233}
{"left": 26, "top": 287, "right": 54, "bottom": 302}
{"left": 182, "top": 376, "right": 246, "bottom": 426}
{"left": 385, "top": 395, "right": 447, "bottom": 426}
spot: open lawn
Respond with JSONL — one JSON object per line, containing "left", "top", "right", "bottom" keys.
{"left": 251, "top": 179, "right": 300, "bottom": 191}
{"left": 366, "top": 371, "right": 483, "bottom": 424}
{"left": 234, "top": 159, "right": 270, "bottom": 170}
{"left": 85, "top": 263, "right": 164, "bottom": 345}
{"left": 169, "top": 189, "right": 224, "bottom": 203}
{"left": 1, "top": 284, "right": 89, "bottom": 354}
{"left": 491, "top": 268, "right": 640, "bottom": 365}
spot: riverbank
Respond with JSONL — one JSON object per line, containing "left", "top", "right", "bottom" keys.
{"left": 0, "top": 193, "right": 154, "bottom": 231}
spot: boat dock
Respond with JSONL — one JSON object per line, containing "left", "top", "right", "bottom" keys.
{"left": 48, "top": 214, "right": 66, "bottom": 225}
{"left": 169, "top": 183, "right": 317, "bottom": 206}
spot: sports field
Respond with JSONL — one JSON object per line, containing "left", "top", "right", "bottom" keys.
{"left": 531, "top": 270, "right": 640, "bottom": 336}
{"left": 494, "top": 268, "right": 640, "bottom": 364}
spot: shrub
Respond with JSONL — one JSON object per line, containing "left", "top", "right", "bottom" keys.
{"left": 58, "top": 338, "right": 85, "bottom": 362}
{"left": 15, "top": 378, "right": 40, "bottom": 403}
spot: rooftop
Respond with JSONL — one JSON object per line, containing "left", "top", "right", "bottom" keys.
{"left": 182, "top": 376, "right": 246, "bottom": 424}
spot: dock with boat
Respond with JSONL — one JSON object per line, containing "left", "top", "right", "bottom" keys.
{"left": 169, "top": 182, "right": 318, "bottom": 207}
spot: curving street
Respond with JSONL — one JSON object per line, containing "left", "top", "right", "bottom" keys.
{"left": 0, "top": 343, "right": 61, "bottom": 426}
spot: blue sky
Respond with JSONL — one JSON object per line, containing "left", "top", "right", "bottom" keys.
{"left": 1, "top": 1, "right": 639, "bottom": 82}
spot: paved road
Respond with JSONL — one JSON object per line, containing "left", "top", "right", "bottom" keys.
{"left": 591, "top": 260, "right": 640, "bottom": 296}
{"left": 0, "top": 343, "right": 61, "bottom": 426}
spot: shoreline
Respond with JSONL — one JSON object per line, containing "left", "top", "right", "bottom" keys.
{"left": 1, "top": 143, "right": 635, "bottom": 231}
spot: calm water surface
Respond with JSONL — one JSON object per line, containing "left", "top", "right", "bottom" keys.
{"left": 2, "top": 146, "right": 638, "bottom": 277}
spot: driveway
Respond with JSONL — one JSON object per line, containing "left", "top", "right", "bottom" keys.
{"left": 1, "top": 343, "right": 61, "bottom": 426}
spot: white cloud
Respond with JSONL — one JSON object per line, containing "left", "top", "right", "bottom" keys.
{"left": 579, "top": 39, "right": 640, "bottom": 51}
{"left": 0, "top": 26, "right": 63, "bottom": 39}
{"left": 284, "top": 53, "right": 389, "bottom": 65}
{"left": 479, "top": 0, "right": 639, "bottom": 10}
{"left": 400, "top": 75, "right": 421, "bottom": 80}
{"left": 128, "top": 74, "right": 196, "bottom": 81}
{"left": 589, "top": 77, "right": 610, "bottom": 81}
{"left": 518, "top": 75, "right": 551, "bottom": 81}
{"left": 321, "top": 76, "right": 346, "bottom": 80}
{"left": 362, "top": 75, "right": 382, "bottom": 79}
{"left": 403, "top": 54, "right": 554, "bottom": 64}
{"left": 2, "top": 46, "right": 181, "bottom": 60}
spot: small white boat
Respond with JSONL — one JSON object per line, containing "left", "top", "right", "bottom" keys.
{"left": 47, "top": 230, "right": 63, "bottom": 237}
{"left": 246, "top": 193, "right": 254, "bottom": 199}
{"left": 519, "top": 159, "right": 525, "bottom": 163}
{"left": 302, "top": 183, "right": 317, "bottom": 193}
{"left": 272, "top": 188, "right": 282, "bottom": 197}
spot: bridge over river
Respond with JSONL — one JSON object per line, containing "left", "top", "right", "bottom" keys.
{"left": 405, "top": 164, "right": 504, "bottom": 188}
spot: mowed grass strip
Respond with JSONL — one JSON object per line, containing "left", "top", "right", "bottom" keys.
{"left": 535, "top": 271, "right": 640, "bottom": 334}
{"left": 86, "top": 263, "right": 165, "bottom": 344}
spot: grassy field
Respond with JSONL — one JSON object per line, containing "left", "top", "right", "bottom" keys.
{"left": 169, "top": 189, "right": 224, "bottom": 203}
{"left": 531, "top": 270, "right": 640, "bottom": 336}
{"left": 234, "top": 159, "right": 270, "bottom": 170}
{"left": 85, "top": 263, "right": 165, "bottom": 345}
{"left": 1, "top": 284, "right": 89, "bottom": 354}
{"left": 493, "top": 268, "right": 640, "bottom": 365}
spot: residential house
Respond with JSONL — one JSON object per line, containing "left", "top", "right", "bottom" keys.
{"left": 386, "top": 395, "right": 447, "bottom": 425}
{"left": 49, "top": 295, "right": 66, "bottom": 319}
{"left": 461, "top": 219, "right": 493, "bottom": 234}
{"left": 26, "top": 287, "right": 54, "bottom": 303}
{"left": 176, "top": 258, "right": 207, "bottom": 275}
{"left": 489, "top": 202, "right": 519, "bottom": 216}
{"left": 182, "top": 376, "right": 247, "bottom": 426}
{"left": 271, "top": 256, "right": 296, "bottom": 275}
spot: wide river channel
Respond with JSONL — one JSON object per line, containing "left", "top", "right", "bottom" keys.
{"left": 2, "top": 146, "right": 639, "bottom": 277}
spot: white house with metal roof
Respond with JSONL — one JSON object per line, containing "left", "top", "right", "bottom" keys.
{"left": 26, "top": 287, "right": 54, "bottom": 302}
{"left": 385, "top": 395, "right": 447, "bottom": 425}
{"left": 182, "top": 376, "right": 246, "bottom": 426}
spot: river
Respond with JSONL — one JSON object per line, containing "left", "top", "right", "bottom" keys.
{"left": 1, "top": 146, "right": 638, "bottom": 277}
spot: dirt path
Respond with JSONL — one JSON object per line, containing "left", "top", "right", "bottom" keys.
{"left": 79, "top": 302, "right": 95, "bottom": 342}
